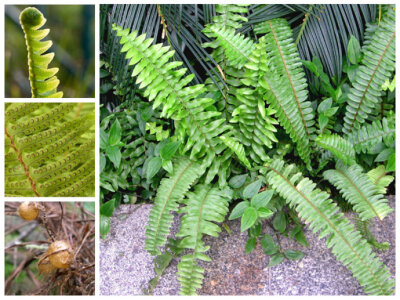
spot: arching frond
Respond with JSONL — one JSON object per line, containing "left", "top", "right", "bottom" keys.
{"left": 145, "top": 158, "right": 204, "bottom": 256}
{"left": 343, "top": 8, "right": 395, "bottom": 134}
{"left": 263, "top": 159, "right": 394, "bottom": 295}
{"left": 323, "top": 162, "right": 393, "bottom": 221}
{"left": 177, "top": 184, "right": 230, "bottom": 295}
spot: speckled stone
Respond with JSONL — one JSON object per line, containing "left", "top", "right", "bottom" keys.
{"left": 100, "top": 196, "right": 395, "bottom": 295}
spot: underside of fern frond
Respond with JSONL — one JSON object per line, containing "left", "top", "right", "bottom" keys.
{"left": 5, "top": 103, "right": 94, "bottom": 196}
{"left": 177, "top": 184, "right": 230, "bottom": 295}
{"left": 263, "top": 159, "right": 394, "bottom": 295}
{"left": 342, "top": 8, "right": 395, "bottom": 134}
{"left": 145, "top": 158, "right": 204, "bottom": 256}
{"left": 323, "top": 162, "right": 392, "bottom": 221}
{"left": 19, "top": 7, "right": 63, "bottom": 98}
{"left": 259, "top": 18, "right": 315, "bottom": 167}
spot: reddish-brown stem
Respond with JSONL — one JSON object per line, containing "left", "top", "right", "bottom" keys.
{"left": 5, "top": 128, "right": 40, "bottom": 197}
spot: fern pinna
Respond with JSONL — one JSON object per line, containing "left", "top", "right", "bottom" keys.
{"left": 108, "top": 4, "right": 395, "bottom": 295}
{"left": 19, "top": 7, "right": 63, "bottom": 98}
{"left": 5, "top": 103, "right": 95, "bottom": 197}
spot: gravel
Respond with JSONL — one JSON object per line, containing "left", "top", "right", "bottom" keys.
{"left": 100, "top": 195, "right": 395, "bottom": 295}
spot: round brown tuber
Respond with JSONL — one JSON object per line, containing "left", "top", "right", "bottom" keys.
{"left": 37, "top": 253, "right": 56, "bottom": 275}
{"left": 18, "top": 201, "right": 39, "bottom": 221}
{"left": 48, "top": 240, "right": 73, "bottom": 269}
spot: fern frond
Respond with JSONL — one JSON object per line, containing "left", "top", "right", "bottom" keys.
{"left": 145, "top": 158, "right": 204, "bottom": 256}
{"left": 259, "top": 18, "right": 315, "bottom": 167}
{"left": 263, "top": 159, "right": 394, "bottom": 295}
{"left": 343, "top": 8, "right": 395, "bottom": 134}
{"left": 347, "top": 117, "right": 395, "bottom": 154}
{"left": 262, "top": 18, "right": 315, "bottom": 138}
{"left": 203, "top": 24, "right": 255, "bottom": 68}
{"left": 323, "top": 162, "right": 393, "bottom": 221}
{"left": 177, "top": 184, "right": 230, "bottom": 295}
{"left": 315, "top": 134, "right": 356, "bottom": 165}
{"left": 367, "top": 165, "right": 394, "bottom": 195}
{"left": 113, "top": 24, "right": 231, "bottom": 163}
{"left": 19, "top": 7, "right": 63, "bottom": 98}
{"left": 5, "top": 103, "right": 95, "bottom": 197}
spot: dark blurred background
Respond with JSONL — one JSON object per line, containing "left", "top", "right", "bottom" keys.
{"left": 5, "top": 5, "right": 95, "bottom": 98}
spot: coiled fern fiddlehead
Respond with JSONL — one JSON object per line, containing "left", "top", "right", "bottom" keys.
{"left": 19, "top": 7, "right": 63, "bottom": 98}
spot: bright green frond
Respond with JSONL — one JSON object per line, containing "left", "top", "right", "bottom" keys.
{"left": 5, "top": 103, "right": 95, "bottom": 197}
{"left": 343, "top": 8, "right": 395, "bottom": 134}
{"left": 145, "top": 158, "right": 204, "bottom": 256}
{"left": 213, "top": 4, "right": 249, "bottom": 29}
{"left": 177, "top": 184, "right": 231, "bottom": 295}
{"left": 220, "top": 135, "right": 251, "bottom": 169}
{"left": 203, "top": 24, "right": 255, "bottom": 68}
{"left": 259, "top": 18, "right": 315, "bottom": 167}
{"left": 113, "top": 24, "right": 231, "bottom": 163}
{"left": 323, "top": 162, "right": 393, "bottom": 221}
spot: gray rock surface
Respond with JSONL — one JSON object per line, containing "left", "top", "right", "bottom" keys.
{"left": 100, "top": 196, "right": 395, "bottom": 295}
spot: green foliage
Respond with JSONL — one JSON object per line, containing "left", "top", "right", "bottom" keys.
{"left": 112, "top": 24, "right": 236, "bottom": 186}
{"left": 263, "top": 159, "right": 394, "bottom": 295}
{"left": 103, "top": 5, "right": 395, "bottom": 295}
{"left": 19, "top": 7, "right": 63, "bottom": 98}
{"left": 5, "top": 103, "right": 94, "bottom": 197}
{"left": 323, "top": 162, "right": 393, "bottom": 221}
{"left": 343, "top": 8, "right": 395, "bottom": 134}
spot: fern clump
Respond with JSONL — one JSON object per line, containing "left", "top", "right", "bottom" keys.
{"left": 19, "top": 7, "right": 63, "bottom": 98}
{"left": 5, "top": 103, "right": 94, "bottom": 197}
{"left": 102, "top": 4, "right": 395, "bottom": 296}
